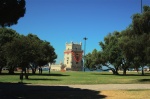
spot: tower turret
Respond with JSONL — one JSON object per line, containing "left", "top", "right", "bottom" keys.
{"left": 64, "top": 42, "right": 83, "bottom": 71}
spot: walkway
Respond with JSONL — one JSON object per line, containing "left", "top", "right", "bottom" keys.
{"left": 1, "top": 83, "right": 150, "bottom": 99}
{"left": 31, "top": 84, "right": 150, "bottom": 90}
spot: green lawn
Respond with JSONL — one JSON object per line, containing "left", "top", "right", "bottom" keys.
{"left": 0, "top": 71, "right": 150, "bottom": 85}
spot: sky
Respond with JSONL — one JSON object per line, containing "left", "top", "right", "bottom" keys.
{"left": 11, "top": 0, "right": 150, "bottom": 64}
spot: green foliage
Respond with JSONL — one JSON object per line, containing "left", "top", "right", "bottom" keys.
{"left": 85, "top": 49, "right": 102, "bottom": 70}
{"left": 132, "top": 6, "right": 150, "bottom": 35}
{"left": 0, "top": 0, "right": 26, "bottom": 27}
{"left": 97, "top": 6, "right": 150, "bottom": 75}
{"left": 99, "top": 32, "right": 123, "bottom": 75}
{"left": 0, "top": 28, "right": 57, "bottom": 74}
{"left": 0, "top": 28, "right": 19, "bottom": 73}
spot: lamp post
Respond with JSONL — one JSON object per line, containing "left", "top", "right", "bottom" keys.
{"left": 83, "top": 37, "right": 88, "bottom": 72}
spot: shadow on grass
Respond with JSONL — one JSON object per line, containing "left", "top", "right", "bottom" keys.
{"left": 34, "top": 73, "right": 70, "bottom": 76}
{"left": 0, "top": 73, "right": 70, "bottom": 77}
{"left": 0, "top": 82, "right": 107, "bottom": 99}
{"left": 138, "top": 79, "right": 150, "bottom": 82}
{"left": 0, "top": 73, "right": 21, "bottom": 75}
{"left": 92, "top": 73, "right": 150, "bottom": 76}
{"left": 28, "top": 78, "right": 61, "bottom": 81}
{"left": 118, "top": 74, "right": 150, "bottom": 76}
{"left": 91, "top": 73, "right": 114, "bottom": 76}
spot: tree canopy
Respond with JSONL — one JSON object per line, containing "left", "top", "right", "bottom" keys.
{"left": 0, "top": 0, "right": 26, "bottom": 27}
{"left": 85, "top": 5, "right": 150, "bottom": 75}
{"left": 0, "top": 28, "right": 57, "bottom": 74}
{"left": 0, "top": 28, "right": 19, "bottom": 73}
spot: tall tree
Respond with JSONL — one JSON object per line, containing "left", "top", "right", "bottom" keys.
{"left": 132, "top": 5, "right": 150, "bottom": 35}
{"left": 99, "top": 32, "right": 123, "bottom": 75}
{"left": 0, "top": 28, "right": 19, "bottom": 74}
{"left": 0, "top": 0, "right": 26, "bottom": 27}
{"left": 85, "top": 49, "right": 101, "bottom": 70}
{"left": 130, "top": 5, "right": 150, "bottom": 75}
{"left": 3, "top": 33, "right": 57, "bottom": 74}
{"left": 3, "top": 36, "right": 31, "bottom": 74}
{"left": 26, "top": 34, "right": 57, "bottom": 74}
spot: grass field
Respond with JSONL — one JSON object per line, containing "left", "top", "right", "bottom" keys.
{"left": 0, "top": 71, "right": 150, "bottom": 84}
{"left": 0, "top": 71, "right": 150, "bottom": 99}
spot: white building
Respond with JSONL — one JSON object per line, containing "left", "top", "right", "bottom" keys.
{"left": 50, "top": 64, "right": 61, "bottom": 71}
{"left": 64, "top": 42, "right": 83, "bottom": 71}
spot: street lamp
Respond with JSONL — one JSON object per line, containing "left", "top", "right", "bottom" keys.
{"left": 83, "top": 37, "right": 88, "bottom": 72}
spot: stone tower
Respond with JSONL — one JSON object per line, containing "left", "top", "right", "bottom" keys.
{"left": 64, "top": 42, "right": 83, "bottom": 71}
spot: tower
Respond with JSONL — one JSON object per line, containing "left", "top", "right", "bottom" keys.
{"left": 64, "top": 42, "right": 83, "bottom": 71}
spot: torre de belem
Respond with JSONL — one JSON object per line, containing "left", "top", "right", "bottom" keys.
{"left": 64, "top": 42, "right": 83, "bottom": 71}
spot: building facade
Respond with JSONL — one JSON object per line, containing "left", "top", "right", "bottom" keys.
{"left": 64, "top": 42, "right": 83, "bottom": 71}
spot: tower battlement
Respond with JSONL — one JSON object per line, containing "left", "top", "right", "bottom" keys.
{"left": 64, "top": 41, "right": 83, "bottom": 71}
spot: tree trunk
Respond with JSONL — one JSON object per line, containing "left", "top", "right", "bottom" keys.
{"left": 112, "top": 70, "right": 115, "bottom": 75}
{"left": 8, "top": 65, "right": 16, "bottom": 74}
{"left": 0, "top": 67, "right": 2, "bottom": 74}
{"left": 25, "top": 68, "right": 29, "bottom": 79}
{"left": 30, "top": 66, "right": 36, "bottom": 74}
{"left": 9, "top": 69, "right": 14, "bottom": 74}
{"left": 136, "top": 67, "right": 139, "bottom": 74}
{"left": 32, "top": 69, "right": 36, "bottom": 74}
{"left": 115, "top": 67, "right": 119, "bottom": 75}
{"left": 141, "top": 66, "right": 144, "bottom": 76}
{"left": 123, "top": 68, "right": 127, "bottom": 75}
{"left": 111, "top": 68, "right": 119, "bottom": 75}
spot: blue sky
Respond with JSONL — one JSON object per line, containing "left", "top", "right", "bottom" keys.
{"left": 11, "top": 0, "right": 150, "bottom": 64}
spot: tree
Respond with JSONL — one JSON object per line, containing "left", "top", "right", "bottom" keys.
{"left": 3, "top": 36, "right": 31, "bottom": 74}
{"left": 0, "top": 28, "right": 19, "bottom": 74}
{"left": 128, "top": 5, "right": 150, "bottom": 75}
{"left": 0, "top": 48, "right": 6, "bottom": 74}
{"left": 26, "top": 34, "right": 57, "bottom": 74}
{"left": 3, "top": 33, "right": 57, "bottom": 75}
{"left": 116, "top": 26, "right": 142, "bottom": 75}
{"left": 25, "top": 34, "right": 43, "bottom": 74}
{"left": 99, "top": 32, "right": 123, "bottom": 75}
{"left": 85, "top": 49, "right": 102, "bottom": 71}
{"left": 0, "top": 0, "right": 26, "bottom": 27}
{"left": 98, "top": 6, "right": 150, "bottom": 75}
{"left": 132, "top": 5, "right": 150, "bottom": 35}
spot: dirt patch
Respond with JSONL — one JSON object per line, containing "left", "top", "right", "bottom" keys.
{"left": 100, "top": 90, "right": 150, "bottom": 99}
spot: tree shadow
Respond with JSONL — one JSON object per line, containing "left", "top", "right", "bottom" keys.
{"left": 91, "top": 73, "right": 150, "bottom": 76}
{"left": 91, "top": 73, "right": 114, "bottom": 76}
{"left": 138, "top": 79, "right": 150, "bottom": 82}
{"left": 33, "top": 73, "right": 70, "bottom": 76}
{"left": 0, "top": 73, "right": 21, "bottom": 75}
{"left": 28, "top": 78, "right": 61, "bottom": 81}
{"left": 0, "top": 82, "right": 107, "bottom": 99}
{"left": 144, "top": 72, "right": 150, "bottom": 75}
{"left": 0, "top": 73, "right": 70, "bottom": 77}
{"left": 118, "top": 74, "right": 150, "bottom": 76}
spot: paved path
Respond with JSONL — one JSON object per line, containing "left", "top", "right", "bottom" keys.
{"left": 1, "top": 83, "right": 150, "bottom": 99}
{"left": 31, "top": 84, "right": 150, "bottom": 91}
{"left": 66, "top": 84, "right": 150, "bottom": 90}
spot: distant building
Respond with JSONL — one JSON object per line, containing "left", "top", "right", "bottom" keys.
{"left": 48, "top": 62, "right": 62, "bottom": 71}
{"left": 64, "top": 42, "right": 83, "bottom": 71}
{"left": 50, "top": 64, "right": 61, "bottom": 71}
